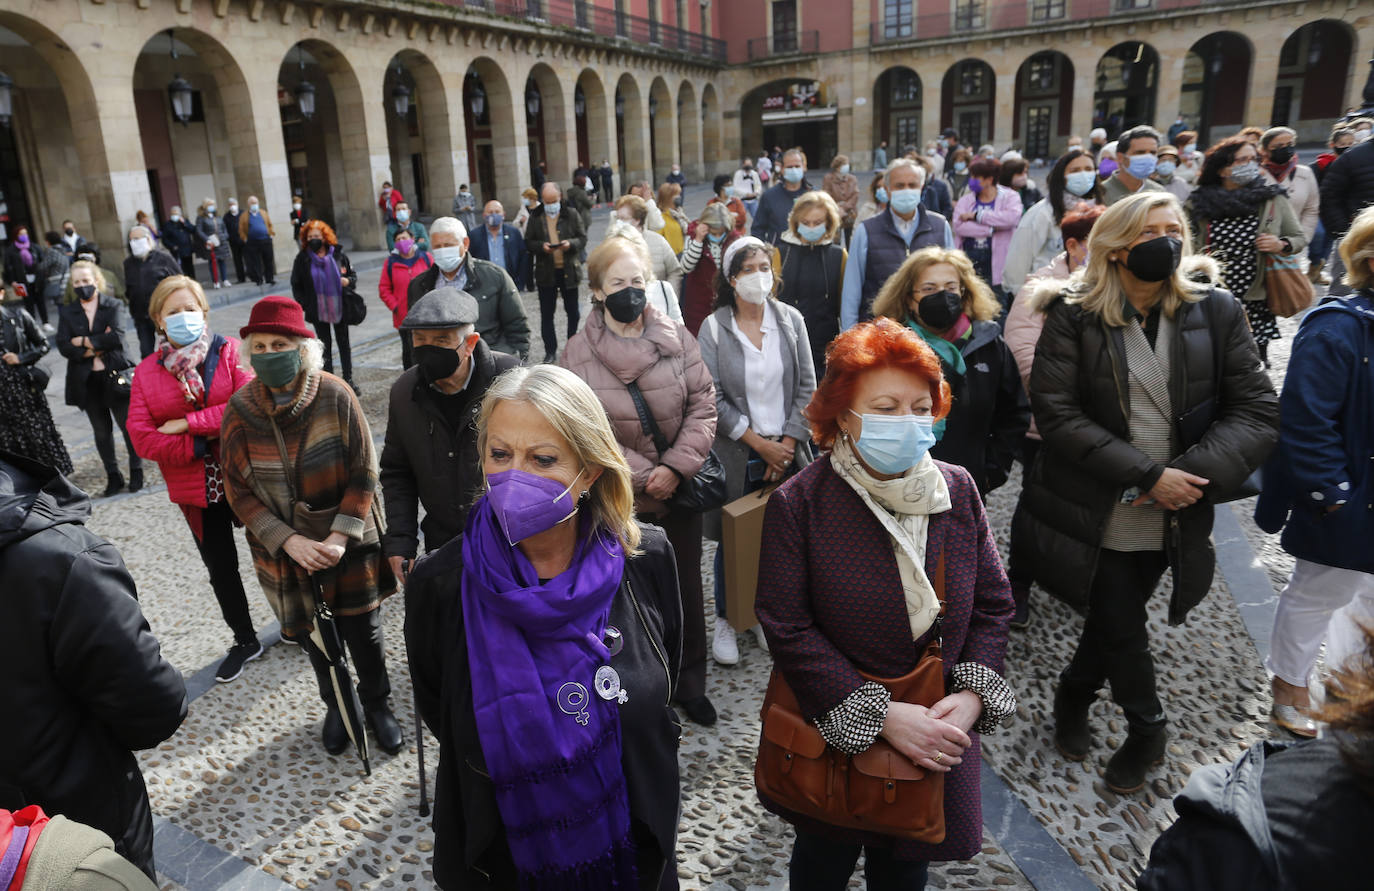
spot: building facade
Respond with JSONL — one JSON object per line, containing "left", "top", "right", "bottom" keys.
{"left": 0, "top": 0, "right": 1369, "bottom": 267}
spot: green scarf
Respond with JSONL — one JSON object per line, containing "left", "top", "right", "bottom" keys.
{"left": 904, "top": 317, "right": 967, "bottom": 440}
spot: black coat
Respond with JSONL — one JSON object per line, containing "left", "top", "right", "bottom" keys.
{"left": 55, "top": 295, "right": 132, "bottom": 409}
{"left": 223, "top": 210, "right": 244, "bottom": 246}
{"left": 404, "top": 523, "right": 683, "bottom": 890}
{"left": 1319, "top": 138, "right": 1374, "bottom": 238}
{"left": 0, "top": 302, "right": 48, "bottom": 365}
{"left": 0, "top": 453, "right": 187, "bottom": 878}
{"left": 776, "top": 239, "right": 844, "bottom": 377}
{"left": 921, "top": 177, "right": 954, "bottom": 222}
{"left": 523, "top": 206, "right": 587, "bottom": 288}
{"left": 1138, "top": 739, "right": 1374, "bottom": 890}
{"left": 1018, "top": 289, "right": 1278, "bottom": 623}
{"left": 122, "top": 249, "right": 181, "bottom": 318}
{"left": 290, "top": 246, "right": 356, "bottom": 326}
{"left": 379, "top": 340, "right": 520, "bottom": 560}
{"left": 929, "top": 320, "right": 1030, "bottom": 497}
{"left": 2, "top": 243, "right": 37, "bottom": 292}
{"left": 160, "top": 218, "right": 197, "bottom": 261}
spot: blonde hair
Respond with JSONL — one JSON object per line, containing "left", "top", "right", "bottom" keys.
{"left": 239, "top": 334, "right": 325, "bottom": 375}
{"left": 1061, "top": 191, "right": 1205, "bottom": 326}
{"left": 588, "top": 223, "right": 656, "bottom": 293}
{"left": 1340, "top": 204, "right": 1374, "bottom": 291}
{"left": 148, "top": 275, "right": 209, "bottom": 329}
{"left": 69, "top": 260, "right": 108, "bottom": 295}
{"left": 870, "top": 246, "right": 1002, "bottom": 324}
{"left": 614, "top": 194, "right": 649, "bottom": 226}
{"left": 477, "top": 365, "right": 641, "bottom": 554}
{"left": 787, "top": 191, "right": 842, "bottom": 242}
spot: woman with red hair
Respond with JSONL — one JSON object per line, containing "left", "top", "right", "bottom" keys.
{"left": 755, "top": 318, "right": 1016, "bottom": 888}
{"left": 290, "top": 219, "right": 360, "bottom": 392}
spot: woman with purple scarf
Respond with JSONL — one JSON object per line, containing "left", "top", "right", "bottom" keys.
{"left": 290, "top": 219, "right": 359, "bottom": 392}
{"left": 3, "top": 225, "right": 48, "bottom": 329}
{"left": 406, "top": 364, "right": 684, "bottom": 890}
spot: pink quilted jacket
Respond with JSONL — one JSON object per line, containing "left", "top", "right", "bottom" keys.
{"left": 128, "top": 335, "right": 255, "bottom": 507}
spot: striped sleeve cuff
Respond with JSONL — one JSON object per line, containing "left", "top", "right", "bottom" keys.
{"left": 951, "top": 662, "right": 1017, "bottom": 735}
{"left": 814, "top": 681, "right": 890, "bottom": 755}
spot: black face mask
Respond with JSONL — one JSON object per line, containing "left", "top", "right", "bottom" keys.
{"left": 1268, "top": 145, "right": 1294, "bottom": 164}
{"left": 603, "top": 286, "right": 647, "bottom": 324}
{"left": 1334, "top": 145, "right": 1349, "bottom": 155}
{"left": 414, "top": 344, "right": 463, "bottom": 384}
{"left": 75, "top": 284, "right": 97, "bottom": 302}
{"left": 307, "top": 238, "right": 324, "bottom": 252}
{"left": 1124, "top": 236, "right": 1182, "bottom": 283}
{"left": 64, "top": 228, "right": 75, "bottom": 237}
{"left": 916, "top": 290, "right": 963, "bottom": 331}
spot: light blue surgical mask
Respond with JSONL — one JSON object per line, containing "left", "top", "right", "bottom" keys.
{"left": 889, "top": 188, "right": 922, "bottom": 216}
{"left": 953, "top": 161, "right": 968, "bottom": 174}
{"left": 839, "top": 164, "right": 851, "bottom": 175}
{"left": 1064, "top": 170, "right": 1098, "bottom": 197}
{"left": 850, "top": 411, "right": 937, "bottom": 475}
{"left": 798, "top": 222, "right": 827, "bottom": 243}
{"left": 1127, "top": 154, "right": 1158, "bottom": 179}
{"left": 164, "top": 310, "right": 206, "bottom": 346}
{"left": 724, "top": 185, "right": 736, "bottom": 199}
{"left": 1155, "top": 160, "right": 1177, "bottom": 178}
{"left": 783, "top": 167, "right": 805, "bottom": 184}
{"left": 875, "top": 187, "right": 889, "bottom": 205}
{"left": 432, "top": 246, "right": 464, "bottom": 272}
{"left": 544, "top": 201, "right": 561, "bottom": 217}
{"left": 708, "top": 231, "right": 726, "bottom": 244}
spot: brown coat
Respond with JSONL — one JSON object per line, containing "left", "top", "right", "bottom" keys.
{"left": 237, "top": 208, "right": 276, "bottom": 242}
{"left": 559, "top": 304, "right": 716, "bottom": 514}
{"left": 822, "top": 171, "right": 860, "bottom": 225}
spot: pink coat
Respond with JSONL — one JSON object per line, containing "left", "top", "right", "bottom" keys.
{"left": 1003, "top": 252, "right": 1072, "bottom": 440}
{"left": 128, "top": 335, "right": 255, "bottom": 507}
{"left": 559, "top": 304, "right": 716, "bottom": 514}
{"left": 952, "top": 185, "right": 1023, "bottom": 286}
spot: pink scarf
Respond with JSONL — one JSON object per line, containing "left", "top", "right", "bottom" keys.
{"left": 158, "top": 330, "right": 211, "bottom": 405}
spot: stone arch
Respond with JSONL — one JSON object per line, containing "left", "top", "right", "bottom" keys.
{"left": 1180, "top": 32, "right": 1253, "bottom": 144}
{"left": 614, "top": 73, "right": 648, "bottom": 187}
{"left": 648, "top": 76, "right": 675, "bottom": 185}
{"left": 738, "top": 78, "right": 836, "bottom": 171}
{"left": 941, "top": 59, "right": 996, "bottom": 145}
{"left": 1013, "top": 51, "right": 1074, "bottom": 159}
{"left": 464, "top": 56, "right": 521, "bottom": 210}
{"left": 873, "top": 66, "right": 922, "bottom": 155}
{"left": 701, "top": 82, "right": 723, "bottom": 174}
{"left": 1272, "top": 20, "right": 1355, "bottom": 138}
{"left": 525, "top": 61, "right": 571, "bottom": 183}
{"left": 383, "top": 48, "right": 454, "bottom": 218}
{"left": 677, "top": 79, "right": 702, "bottom": 182}
{"left": 1093, "top": 41, "right": 1160, "bottom": 141}
{"left": 0, "top": 12, "right": 120, "bottom": 247}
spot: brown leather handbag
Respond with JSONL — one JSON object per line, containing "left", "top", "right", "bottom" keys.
{"left": 754, "top": 551, "right": 948, "bottom": 842}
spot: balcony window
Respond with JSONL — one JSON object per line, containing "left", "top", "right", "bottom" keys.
{"left": 884, "top": 0, "right": 914, "bottom": 39}
{"left": 1115, "top": 0, "right": 1153, "bottom": 9}
{"left": 1028, "top": 56, "right": 1056, "bottom": 90}
{"left": 772, "top": 1, "right": 798, "bottom": 54}
{"left": 954, "top": 1, "right": 984, "bottom": 32}
{"left": 891, "top": 70, "right": 922, "bottom": 105}
{"left": 1031, "top": 0, "right": 1066, "bottom": 22}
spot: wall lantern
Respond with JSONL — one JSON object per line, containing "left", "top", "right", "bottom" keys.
{"left": 166, "top": 31, "right": 193, "bottom": 125}
{"left": 526, "top": 85, "right": 541, "bottom": 119}
{"left": 469, "top": 78, "right": 487, "bottom": 119}
{"left": 0, "top": 72, "right": 13, "bottom": 128}
{"left": 294, "top": 45, "right": 316, "bottom": 120}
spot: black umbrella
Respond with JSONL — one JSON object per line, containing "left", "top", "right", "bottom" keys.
{"left": 307, "top": 572, "right": 371, "bottom": 776}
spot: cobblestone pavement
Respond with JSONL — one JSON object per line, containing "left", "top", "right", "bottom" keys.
{"left": 36, "top": 195, "right": 1324, "bottom": 890}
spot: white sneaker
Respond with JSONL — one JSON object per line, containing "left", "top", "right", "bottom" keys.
{"left": 712, "top": 616, "right": 739, "bottom": 666}
{"left": 41, "top": 322, "right": 55, "bottom": 335}
{"left": 751, "top": 624, "right": 770, "bottom": 654}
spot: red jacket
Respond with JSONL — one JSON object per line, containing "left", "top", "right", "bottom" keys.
{"left": 128, "top": 335, "right": 254, "bottom": 508}
{"left": 379, "top": 251, "right": 434, "bottom": 329}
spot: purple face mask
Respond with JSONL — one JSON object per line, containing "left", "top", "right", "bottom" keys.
{"left": 1099, "top": 158, "right": 1118, "bottom": 178}
{"left": 485, "top": 468, "right": 584, "bottom": 545}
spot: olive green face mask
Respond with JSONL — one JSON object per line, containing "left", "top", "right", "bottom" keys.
{"left": 250, "top": 348, "right": 302, "bottom": 388}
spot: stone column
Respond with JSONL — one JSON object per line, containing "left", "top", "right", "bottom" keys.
{"left": 342, "top": 60, "right": 393, "bottom": 252}
{"left": 1071, "top": 61, "right": 1097, "bottom": 145}
{"left": 679, "top": 87, "right": 705, "bottom": 182}
{"left": 76, "top": 45, "right": 154, "bottom": 250}
{"left": 919, "top": 66, "right": 943, "bottom": 149}
{"left": 1155, "top": 51, "right": 1187, "bottom": 135}
{"left": 1243, "top": 44, "right": 1280, "bottom": 131}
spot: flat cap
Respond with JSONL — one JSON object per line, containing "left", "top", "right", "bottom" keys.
{"left": 400, "top": 287, "right": 479, "bottom": 330}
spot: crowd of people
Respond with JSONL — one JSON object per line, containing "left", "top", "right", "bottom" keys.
{"left": 2, "top": 109, "right": 1373, "bottom": 890}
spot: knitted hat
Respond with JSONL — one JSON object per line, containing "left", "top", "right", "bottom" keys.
{"left": 240, "top": 295, "right": 313, "bottom": 339}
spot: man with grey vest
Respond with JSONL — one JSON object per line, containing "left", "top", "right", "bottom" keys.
{"left": 380, "top": 289, "right": 520, "bottom": 582}
{"left": 840, "top": 158, "right": 954, "bottom": 328}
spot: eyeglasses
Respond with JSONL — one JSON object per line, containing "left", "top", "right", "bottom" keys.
{"left": 915, "top": 284, "right": 965, "bottom": 298}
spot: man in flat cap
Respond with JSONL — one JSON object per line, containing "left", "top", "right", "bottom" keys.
{"left": 379, "top": 288, "right": 521, "bottom": 582}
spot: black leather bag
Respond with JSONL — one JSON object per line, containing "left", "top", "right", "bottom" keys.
{"left": 626, "top": 380, "right": 728, "bottom": 512}
{"left": 103, "top": 363, "right": 135, "bottom": 401}
{"left": 342, "top": 288, "right": 367, "bottom": 326}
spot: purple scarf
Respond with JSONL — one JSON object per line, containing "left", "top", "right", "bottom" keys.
{"left": 461, "top": 497, "right": 637, "bottom": 890}
{"left": 14, "top": 234, "right": 32, "bottom": 268}
{"left": 310, "top": 246, "right": 343, "bottom": 324}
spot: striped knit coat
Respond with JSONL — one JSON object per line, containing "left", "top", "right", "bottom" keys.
{"left": 756, "top": 455, "right": 1014, "bottom": 861}
{"left": 221, "top": 370, "right": 395, "bottom": 635}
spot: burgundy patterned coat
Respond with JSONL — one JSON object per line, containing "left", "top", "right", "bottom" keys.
{"left": 755, "top": 455, "right": 1014, "bottom": 861}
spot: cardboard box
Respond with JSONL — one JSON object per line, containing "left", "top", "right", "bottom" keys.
{"left": 721, "top": 485, "right": 777, "bottom": 632}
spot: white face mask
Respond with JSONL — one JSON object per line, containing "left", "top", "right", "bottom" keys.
{"left": 735, "top": 271, "right": 773, "bottom": 305}
{"left": 130, "top": 238, "right": 152, "bottom": 258}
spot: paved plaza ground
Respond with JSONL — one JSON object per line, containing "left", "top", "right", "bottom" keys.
{"left": 29, "top": 181, "right": 1321, "bottom": 890}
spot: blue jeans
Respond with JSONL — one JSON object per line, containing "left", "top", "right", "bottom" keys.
{"left": 789, "top": 830, "right": 929, "bottom": 891}
{"left": 1308, "top": 220, "right": 1332, "bottom": 263}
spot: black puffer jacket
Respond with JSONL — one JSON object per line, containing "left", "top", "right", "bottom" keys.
{"left": 1018, "top": 288, "right": 1277, "bottom": 623}
{"left": 404, "top": 523, "right": 683, "bottom": 890}
{"left": 1319, "top": 138, "right": 1374, "bottom": 238}
{"left": 0, "top": 452, "right": 187, "bottom": 879}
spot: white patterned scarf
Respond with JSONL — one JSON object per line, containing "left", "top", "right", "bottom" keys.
{"left": 830, "top": 436, "right": 952, "bottom": 640}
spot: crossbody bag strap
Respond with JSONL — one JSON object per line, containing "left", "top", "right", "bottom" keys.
{"left": 266, "top": 414, "right": 299, "bottom": 507}
{"left": 625, "top": 380, "right": 672, "bottom": 458}
{"left": 931, "top": 546, "right": 947, "bottom": 651}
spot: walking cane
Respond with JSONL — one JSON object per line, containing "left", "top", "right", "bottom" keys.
{"left": 402, "top": 557, "right": 431, "bottom": 817}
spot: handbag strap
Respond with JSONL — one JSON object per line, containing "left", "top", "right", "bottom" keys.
{"left": 626, "top": 380, "right": 672, "bottom": 459}
{"left": 266, "top": 414, "right": 300, "bottom": 507}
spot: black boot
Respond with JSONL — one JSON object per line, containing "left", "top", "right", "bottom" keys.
{"left": 128, "top": 467, "right": 144, "bottom": 493}
{"left": 1053, "top": 685, "right": 1093, "bottom": 762}
{"left": 366, "top": 702, "right": 404, "bottom": 755}
{"left": 322, "top": 708, "right": 348, "bottom": 755}
{"left": 678, "top": 695, "right": 718, "bottom": 727}
{"left": 1010, "top": 582, "right": 1031, "bottom": 629}
{"left": 102, "top": 471, "right": 125, "bottom": 498}
{"left": 1105, "top": 725, "right": 1167, "bottom": 794}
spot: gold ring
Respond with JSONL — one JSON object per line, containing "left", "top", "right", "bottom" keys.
{"left": 934, "top": 751, "right": 944, "bottom": 764}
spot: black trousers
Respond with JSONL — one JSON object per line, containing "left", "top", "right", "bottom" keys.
{"left": 537, "top": 268, "right": 580, "bottom": 356}
{"left": 305, "top": 607, "right": 392, "bottom": 710}
{"left": 1061, "top": 547, "right": 1169, "bottom": 731}
{"left": 658, "top": 508, "right": 706, "bottom": 702}
{"left": 399, "top": 331, "right": 413, "bottom": 370}
{"left": 84, "top": 373, "right": 142, "bottom": 477}
{"left": 21, "top": 285, "right": 48, "bottom": 325}
{"left": 1007, "top": 436, "right": 1041, "bottom": 588}
{"left": 228, "top": 239, "right": 246, "bottom": 282}
{"left": 178, "top": 254, "right": 196, "bottom": 279}
{"left": 789, "top": 830, "right": 929, "bottom": 891}
{"left": 245, "top": 239, "right": 276, "bottom": 284}
{"left": 190, "top": 501, "right": 257, "bottom": 644}
{"left": 314, "top": 321, "right": 353, "bottom": 382}
{"left": 133, "top": 312, "right": 157, "bottom": 358}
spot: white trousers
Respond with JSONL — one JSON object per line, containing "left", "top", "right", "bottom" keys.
{"left": 1266, "top": 558, "right": 1374, "bottom": 687}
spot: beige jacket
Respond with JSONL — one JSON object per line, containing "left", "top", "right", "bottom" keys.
{"left": 1261, "top": 164, "right": 1320, "bottom": 242}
